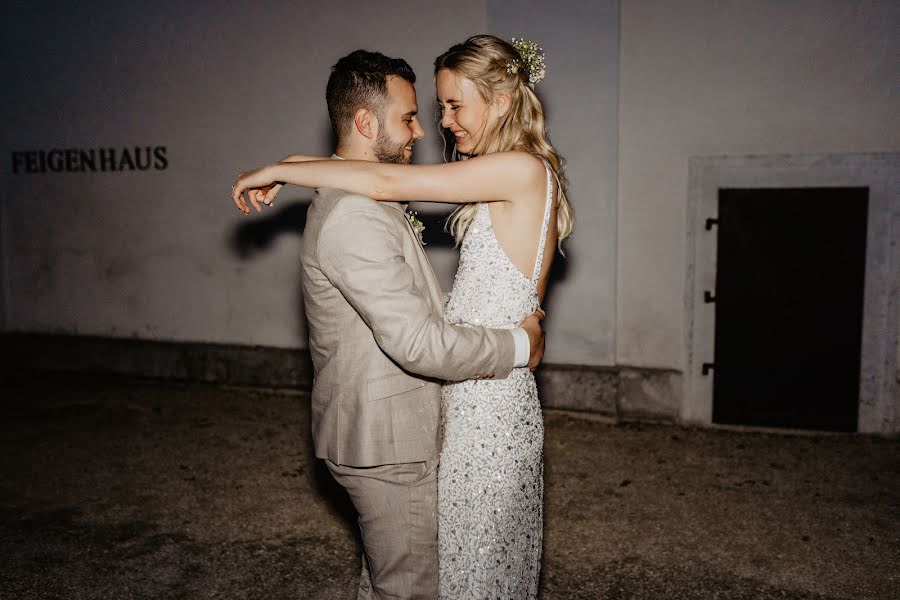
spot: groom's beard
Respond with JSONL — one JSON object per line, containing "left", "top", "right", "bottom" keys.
{"left": 374, "top": 128, "right": 412, "bottom": 165}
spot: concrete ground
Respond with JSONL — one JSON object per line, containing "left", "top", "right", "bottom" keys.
{"left": 0, "top": 375, "right": 897, "bottom": 600}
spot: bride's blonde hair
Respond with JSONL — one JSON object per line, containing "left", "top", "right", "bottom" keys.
{"left": 434, "top": 35, "right": 573, "bottom": 247}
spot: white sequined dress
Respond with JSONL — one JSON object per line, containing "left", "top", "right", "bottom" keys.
{"left": 438, "top": 164, "right": 553, "bottom": 599}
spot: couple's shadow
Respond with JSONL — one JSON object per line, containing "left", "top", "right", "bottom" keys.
{"left": 228, "top": 197, "right": 457, "bottom": 259}
{"left": 229, "top": 197, "right": 570, "bottom": 294}
{"left": 228, "top": 198, "right": 571, "bottom": 309}
{"left": 228, "top": 197, "right": 309, "bottom": 259}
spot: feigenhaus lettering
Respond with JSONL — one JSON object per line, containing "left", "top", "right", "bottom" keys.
{"left": 10, "top": 147, "right": 168, "bottom": 174}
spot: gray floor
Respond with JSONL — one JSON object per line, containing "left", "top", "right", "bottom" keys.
{"left": 1, "top": 375, "right": 897, "bottom": 599}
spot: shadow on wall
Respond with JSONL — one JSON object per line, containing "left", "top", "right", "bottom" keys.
{"left": 228, "top": 198, "right": 313, "bottom": 260}
{"left": 542, "top": 248, "right": 570, "bottom": 313}
{"left": 226, "top": 189, "right": 572, "bottom": 323}
{"left": 228, "top": 199, "right": 463, "bottom": 255}
{"left": 417, "top": 211, "right": 456, "bottom": 248}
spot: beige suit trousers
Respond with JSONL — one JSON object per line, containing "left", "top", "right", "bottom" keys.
{"left": 326, "top": 459, "right": 439, "bottom": 600}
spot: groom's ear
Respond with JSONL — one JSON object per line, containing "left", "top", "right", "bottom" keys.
{"left": 353, "top": 108, "right": 378, "bottom": 140}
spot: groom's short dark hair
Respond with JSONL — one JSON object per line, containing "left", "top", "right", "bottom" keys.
{"left": 326, "top": 50, "right": 416, "bottom": 144}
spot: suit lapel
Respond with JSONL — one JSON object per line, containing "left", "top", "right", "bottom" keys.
{"left": 383, "top": 202, "right": 444, "bottom": 311}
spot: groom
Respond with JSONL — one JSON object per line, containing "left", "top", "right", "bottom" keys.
{"left": 293, "top": 51, "right": 543, "bottom": 599}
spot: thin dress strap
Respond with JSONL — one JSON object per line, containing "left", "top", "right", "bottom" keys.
{"left": 530, "top": 162, "right": 554, "bottom": 284}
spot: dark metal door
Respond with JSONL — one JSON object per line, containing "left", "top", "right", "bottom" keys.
{"left": 711, "top": 188, "right": 868, "bottom": 431}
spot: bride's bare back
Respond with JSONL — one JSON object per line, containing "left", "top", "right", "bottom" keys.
{"left": 487, "top": 176, "right": 558, "bottom": 302}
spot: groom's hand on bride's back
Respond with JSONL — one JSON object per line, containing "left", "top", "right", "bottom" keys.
{"left": 519, "top": 311, "right": 545, "bottom": 371}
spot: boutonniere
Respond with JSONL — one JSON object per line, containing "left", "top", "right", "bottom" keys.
{"left": 406, "top": 210, "right": 426, "bottom": 246}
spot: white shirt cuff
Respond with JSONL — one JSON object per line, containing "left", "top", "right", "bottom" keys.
{"left": 511, "top": 327, "right": 530, "bottom": 368}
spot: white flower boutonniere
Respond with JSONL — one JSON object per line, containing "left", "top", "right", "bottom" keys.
{"left": 406, "top": 210, "right": 426, "bottom": 246}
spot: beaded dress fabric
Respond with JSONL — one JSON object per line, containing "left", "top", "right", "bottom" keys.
{"left": 438, "top": 164, "right": 553, "bottom": 599}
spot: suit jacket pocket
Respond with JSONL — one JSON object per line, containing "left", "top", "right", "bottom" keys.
{"left": 367, "top": 372, "right": 427, "bottom": 402}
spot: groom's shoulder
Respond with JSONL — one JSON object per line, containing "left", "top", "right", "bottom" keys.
{"left": 318, "top": 188, "right": 395, "bottom": 227}
{"left": 316, "top": 186, "right": 373, "bottom": 212}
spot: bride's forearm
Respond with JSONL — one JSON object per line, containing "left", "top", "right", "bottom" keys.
{"left": 269, "top": 160, "right": 392, "bottom": 198}
{"left": 266, "top": 159, "right": 488, "bottom": 204}
{"left": 266, "top": 151, "right": 540, "bottom": 204}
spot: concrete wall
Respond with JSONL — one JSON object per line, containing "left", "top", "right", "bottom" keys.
{"left": 0, "top": 0, "right": 619, "bottom": 365}
{"left": 617, "top": 0, "right": 900, "bottom": 371}
{"left": 4, "top": 0, "right": 896, "bottom": 426}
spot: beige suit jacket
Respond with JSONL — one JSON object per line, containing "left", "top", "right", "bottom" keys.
{"left": 300, "top": 186, "right": 516, "bottom": 467}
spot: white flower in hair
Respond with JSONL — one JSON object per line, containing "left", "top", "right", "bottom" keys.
{"left": 508, "top": 38, "right": 546, "bottom": 85}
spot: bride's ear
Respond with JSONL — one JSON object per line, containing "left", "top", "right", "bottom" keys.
{"left": 492, "top": 92, "right": 512, "bottom": 118}
{"left": 353, "top": 108, "right": 378, "bottom": 140}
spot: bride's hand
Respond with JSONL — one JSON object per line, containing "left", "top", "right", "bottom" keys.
{"left": 231, "top": 166, "right": 280, "bottom": 214}
{"left": 232, "top": 154, "right": 326, "bottom": 214}
{"left": 519, "top": 310, "right": 546, "bottom": 371}
{"left": 250, "top": 182, "right": 284, "bottom": 209}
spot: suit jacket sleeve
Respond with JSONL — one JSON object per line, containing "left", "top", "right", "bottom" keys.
{"left": 318, "top": 197, "right": 516, "bottom": 381}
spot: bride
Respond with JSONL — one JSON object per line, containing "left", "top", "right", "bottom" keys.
{"left": 233, "top": 35, "right": 573, "bottom": 599}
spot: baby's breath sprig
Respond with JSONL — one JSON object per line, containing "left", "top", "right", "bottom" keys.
{"left": 508, "top": 38, "right": 546, "bottom": 85}
{"left": 406, "top": 210, "right": 426, "bottom": 245}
